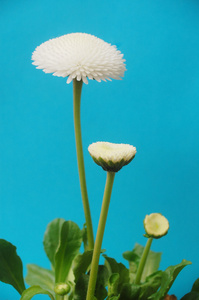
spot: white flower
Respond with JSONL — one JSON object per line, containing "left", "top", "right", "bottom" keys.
{"left": 88, "top": 142, "right": 136, "bottom": 172}
{"left": 144, "top": 213, "right": 169, "bottom": 239}
{"left": 32, "top": 33, "right": 126, "bottom": 84}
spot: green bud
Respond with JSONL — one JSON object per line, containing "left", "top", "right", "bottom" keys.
{"left": 54, "top": 282, "right": 71, "bottom": 296}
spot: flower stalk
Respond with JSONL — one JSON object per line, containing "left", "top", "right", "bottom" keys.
{"left": 73, "top": 79, "right": 94, "bottom": 250}
{"left": 86, "top": 171, "right": 115, "bottom": 300}
{"left": 134, "top": 237, "right": 153, "bottom": 285}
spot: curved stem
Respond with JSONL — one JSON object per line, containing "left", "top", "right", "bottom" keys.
{"left": 86, "top": 171, "right": 115, "bottom": 300}
{"left": 73, "top": 79, "right": 94, "bottom": 250}
{"left": 134, "top": 237, "right": 153, "bottom": 285}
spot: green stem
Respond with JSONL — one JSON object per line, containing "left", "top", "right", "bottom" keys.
{"left": 134, "top": 237, "right": 153, "bottom": 285}
{"left": 73, "top": 79, "right": 94, "bottom": 250}
{"left": 86, "top": 171, "right": 115, "bottom": 300}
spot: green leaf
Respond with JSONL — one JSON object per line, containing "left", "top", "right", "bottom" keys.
{"left": 95, "top": 265, "right": 109, "bottom": 300}
{"left": 108, "top": 273, "right": 120, "bottom": 297}
{"left": 119, "top": 283, "right": 140, "bottom": 300}
{"left": 149, "top": 259, "right": 192, "bottom": 300}
{"left": 138, "top": 271, "right": 163, "bottom": 299}
{"left": 73, "top": 266, "right": 108, "bottom": 300}
{"left": 20, "top": 285, "right": 55, "bottom": 300}
{"left": 25, "top": 264, "right": 55, "bottom": 294}
{"left": 119, "top": 271, "right": 162, "bottom": 300}
{"left": 73, "top": 274, "right": 89, "bottom": 300}
{"left": 192, "top": 278, "right": 199, "bottom": 292}
{"left": 123, "top": 243, "right": 161, "bottom": 283}
{"left": 103, "top": 255, "right": 129, "bottom": 292}
{"left": 43, "top": 218, "right": 65, "bottom": 267}
{"left": 0, "top": 239, "right": 26, "bottom": 294}
{"left": 180, "top": 278, "right": 199, "bottom": 300}
{"left": 181, "top": 292, "right": 199, "bottom": 300}
{"left": 73, "top": 250, "right": 93, "bottom": 282}
{"left": 55, "top": 221, "right": 82, "bottom": 283}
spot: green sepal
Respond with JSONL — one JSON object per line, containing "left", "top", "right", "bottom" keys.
{"left": 43, "top": 218, "right": 65, "bottom": 267}
{"left": 25, "top": 264, "right": 55, "bottom": 295}
{"left": 91, "top": 156, "right": 134, "bottom": 172}
{"left": 0, "top": 239, "right": 26, "bottom": 294}
{"left": 149, "top": 259, "right": 192, "bottom": 300}
{"left": 123, "top": 243, "right": 161, "bottom": 283}
{"left": 20, "top": 285, "right": 55, "bottom": 300}
{"left": 55, "top": 220, "right": 82, "bottom": 283}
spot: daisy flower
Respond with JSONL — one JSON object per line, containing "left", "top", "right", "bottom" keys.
{"left": 32, "top": 33, "right": 126, "bottom": 84}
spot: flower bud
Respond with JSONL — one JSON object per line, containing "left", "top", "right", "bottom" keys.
{"left": 54, "top": 282, "right": 71, "bottom": 296}
{"left": 88, "top": 142, "right": 136, "bottom": 172}
{"left": 144, "top": 213, "right": 169, "bottom": 239}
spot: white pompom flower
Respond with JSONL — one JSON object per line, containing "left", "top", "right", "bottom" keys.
{"left": 32, "top": 33, "right": 126, "bottom": 84}
{"left": 88, "top": 142, "right": 136, "bottom": 172}
{"left": 144, "top": 213, "right": 169, "bottom": 239}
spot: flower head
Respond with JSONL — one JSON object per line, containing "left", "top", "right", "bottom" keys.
{"left": 144, "top": 213, "right": 169, "bottom": 239}
{"left": 32, "top": 33, "right": 126, "bottom": 84}
{"left": 88, "top": 142, "right": 136, "bottom": 172}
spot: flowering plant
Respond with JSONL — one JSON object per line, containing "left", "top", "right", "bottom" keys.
{"left": 0, "top": 33, "right": 197, "bottom": 300}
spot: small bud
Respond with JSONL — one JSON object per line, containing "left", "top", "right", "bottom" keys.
{"left": 88, "top": 142, "right": 136, "bottom": 172}
{"left": 144, "top": 213, "right": 169, "bottom": 239}
{"left": 54, "top": 282, "right": 71, "bottom": 296}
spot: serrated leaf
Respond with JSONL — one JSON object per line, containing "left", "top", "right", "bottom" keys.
{"left": 103, "top": 255, "right": 129, "bottom": 292}
{"left": 43, "top": 218, "right": 65, "bottom": 267}
{"left": 20, "top": 285, "right": 54, "bottom": 300}
{"left": 73, "top": 250, "right": 93, "bottom": 282}
{"left": 149, "top": 259, "right": 192, "bottom": 300}
{"left": 123, "top": 243, "right": 161, "bottom": 283}
{"left": 55, "top": 221, "right": 82, "bottom": 283}
{"left": 0, "top": 239, "right": 26, "bottom": 294}
{"left": 25, "top": 264, "right": 55, "bottom": 294}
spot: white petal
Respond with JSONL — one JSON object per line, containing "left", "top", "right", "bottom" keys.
{"left": 32, "top": 33, "right": 126, "bottom": 84}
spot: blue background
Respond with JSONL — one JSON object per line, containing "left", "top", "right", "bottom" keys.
{"left": 0, "top": 0, "right": 199, "bottom": 299}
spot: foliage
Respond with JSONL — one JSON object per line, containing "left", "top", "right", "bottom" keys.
{"left": 0, "top": 221, "right": 192, "bottom": 299}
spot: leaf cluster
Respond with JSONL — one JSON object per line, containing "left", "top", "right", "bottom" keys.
{"left": 0, "top": 219, "right": 193, "bottom": 300}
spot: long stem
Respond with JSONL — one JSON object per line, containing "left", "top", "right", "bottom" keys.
{"left": 86, "top": 171, "right": 115, "bottom": 300}
{"left": 134, "top": 237, "right": 153, "bottom": 285}
{"left": 73, "top": 79, "right": 94, "bottom": 250}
